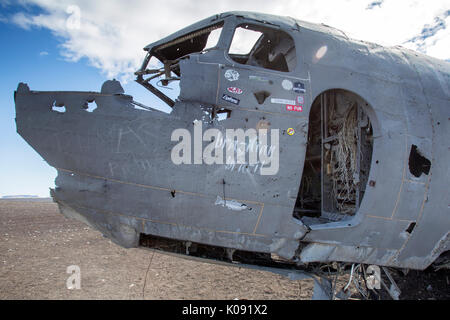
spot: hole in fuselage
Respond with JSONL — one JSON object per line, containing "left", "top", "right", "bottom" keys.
{"left": 138, "top": 233, "right": 294, "bottom": 268}
{"left": 406, "top": 222, "right": 416, "bottom": 234}
{"left": 84, "top": 100, "right": 98, "bottom": 112}
{"left": 51, "top": 100, "right": 66, "bottom": 113}
{"left": 408, "top": 145, "right": 431, "bottom": 177}
{"left": 294, "top": 90, "right": 374, "bottom": 225}
{"left": 215, "top": 108, "right": 232, "bottom": 121}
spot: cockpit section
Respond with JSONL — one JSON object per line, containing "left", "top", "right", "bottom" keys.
{"left": 135, "top": 22, "right": 223, "bottom": 107}
{"left": 135, "top": 16, "right": 298, "bottom": 109}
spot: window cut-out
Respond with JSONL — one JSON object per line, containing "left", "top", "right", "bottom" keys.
{"left": 228, "top": 24, "right": 296, "bottom": 72}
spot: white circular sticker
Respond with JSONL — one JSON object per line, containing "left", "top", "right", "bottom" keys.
{"left": 224, "top": 69, "right": 239, "bottom": 82}
{"left": 282, "top": 79, "right": 293, "bottom": 90}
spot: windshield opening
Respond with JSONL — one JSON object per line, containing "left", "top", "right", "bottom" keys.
{"left": 228, "top": 24, "right": 296, "bottom": 72}
{"left": 153, "top": 22, "right": 224, "bottom": 62}
{"left": 135, "top": 22, "right": 224, "bottom": 107}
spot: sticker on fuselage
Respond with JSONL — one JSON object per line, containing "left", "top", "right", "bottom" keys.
{"left": 293, "top": 82, "right": 306, "bottom": 93}
{"left": 227, "top": 87, "right": 243, "bottom": 95}
{"left": 297, "top": 96, "right": 304, "bottom": 105}
{"left": 287, "top": 128, "right": 295, "bottom": 136}
{"left": 282, "top": 79, "right": 293, "bottom": 90}
{"left": 286, "top": 105, "right": 303, "bottom": 112}
{"left": 224, "top": 69, "right": 239, "bottom": 82}
{"left": 249, "top": 75, "right": 272, "bottom": 83}
{"left": 271, "top": 98, "right": 296, "bottom": 105}
{"left": 222, "top": 94, "right": 240, "bottom": 105}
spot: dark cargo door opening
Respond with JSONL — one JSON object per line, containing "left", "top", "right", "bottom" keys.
{"left": 294, "top": 90, "right": 374, "bottom": 225}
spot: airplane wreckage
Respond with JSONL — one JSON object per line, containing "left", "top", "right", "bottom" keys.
{"left": 15, "top": 12, "right": 449, "bottom": 299}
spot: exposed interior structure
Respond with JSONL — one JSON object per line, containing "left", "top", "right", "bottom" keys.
{"left": 139, "top": 233, "right": 297, "bottom": 268}
{"left": 294, "top": 90, "right": 374, "bottom": 225}
{"left": 135, "top": 22, "right": 224, "bottom": 107}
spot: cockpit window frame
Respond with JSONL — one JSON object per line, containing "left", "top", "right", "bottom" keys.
{"left": 224, "top": 22, "right": 298, "bottom": 73}
{"left": 151, "top": 21, "right": 225, "bottom": 62}
{"left": 135, "top": 20, "right": 227, "bottom": 108}
{"left": 135, "top": 17, "right": 299, "bottom": 108}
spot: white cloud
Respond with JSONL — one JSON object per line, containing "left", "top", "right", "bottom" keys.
{"left": 403, "top": 10, "right": 450, "bottom": 61}
{"left": 6, "top": 0, "right": 450, "bottom": 79}
{"left": 39, "top": 50, "right": 48, "bottom": 56}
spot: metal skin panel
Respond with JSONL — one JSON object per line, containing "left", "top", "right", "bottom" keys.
{"left": 14, "top": 83, "right": 308, "bottom": 260}
{"left": 14, "top": 12, "right": 449, "bottom": 270}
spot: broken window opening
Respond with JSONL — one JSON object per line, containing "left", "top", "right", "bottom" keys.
{"left": 294, "top": 90, "right": 374, "bottom": 225}
{"left": 228, "top": 24, "right": 297, "bottom": 72}
{"left": 51, "top": 100, "right": 66, "bottom": 113}
{"left": 229, "top": 27, "right": 263, "bottom": 55}
{"left": 408, "top": 145, "right": 431, "bottom": 177}
{"left": 136, "top": 22, "right": 224, "bottom": 108}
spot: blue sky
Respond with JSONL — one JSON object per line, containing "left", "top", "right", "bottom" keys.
{"left": 0, "top": 3, "right": 171, "bottom": 197}
{"left": 0, "top": 23, "right": 102, "bottom": 196}
{"left": 0, "top": 0, "right": 449, "bottom": 197}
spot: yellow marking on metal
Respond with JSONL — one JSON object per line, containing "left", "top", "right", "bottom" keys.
{"left": 404, "top": 179, "right": 426, "bottom": 185}
{"left": 366, "top": 215, "right": 413, "bottom": 223}
{"left": 390, "top": 134, "right": 408, "bottom": 219}
{"left": 388, "top": 174, "right": 432, "bottom": 264}
{"left": 252, "top": 203, "right": 265, "bottom": 234}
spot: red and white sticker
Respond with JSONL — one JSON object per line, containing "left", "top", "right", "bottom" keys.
{"left": 227, "top": 87, "right": 243, "bottom": 95}
{"left": 286, "top": 105, "right": 303, "bottom": 112}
